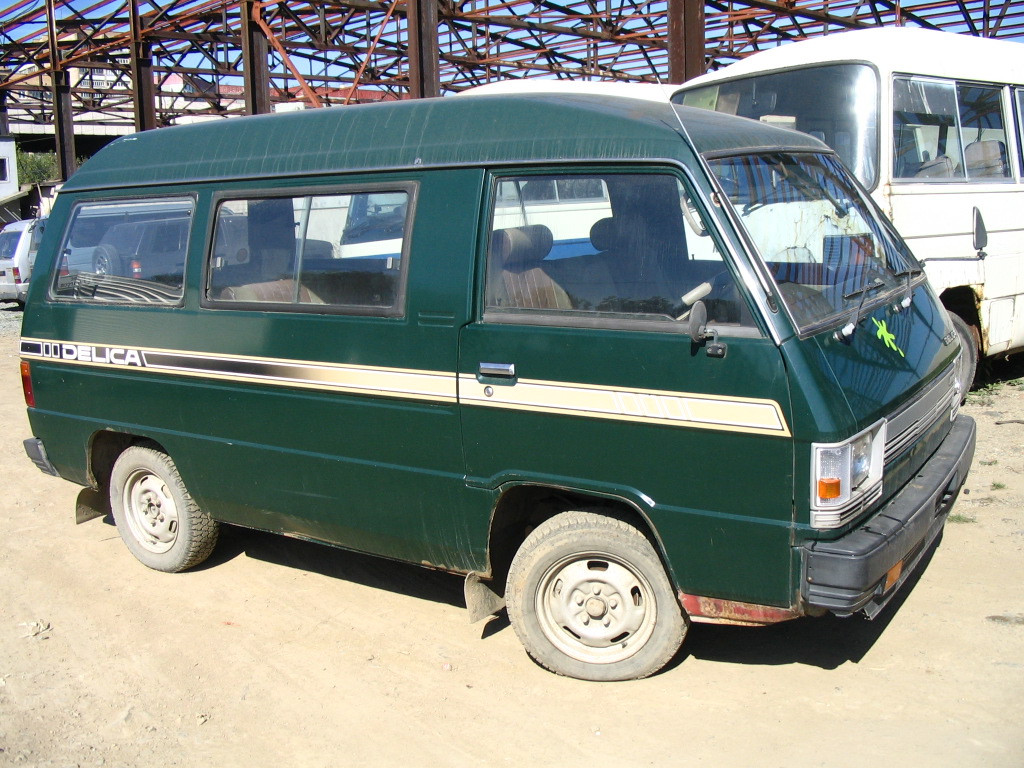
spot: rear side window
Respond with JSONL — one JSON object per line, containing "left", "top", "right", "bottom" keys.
{"left": 207, "top": 189, "right": 411, "bottom": 316}
{"left": 52, "top": 197, "right": 193, "bottom": 304}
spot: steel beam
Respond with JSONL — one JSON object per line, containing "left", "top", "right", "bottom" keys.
{"left": 406, "top": 0, "right": 440, "bottom": 99}
{"left": 45, "top": 0, "right": 76, "bottom": 180}
{"left": 130, "top": 0, "right": 156, "bottom": 131}
{"left": 240, "top": 0, "right": 271, "bottom": 115}
{"left": 668, "top": 0, "right": 706, "bottom": 83}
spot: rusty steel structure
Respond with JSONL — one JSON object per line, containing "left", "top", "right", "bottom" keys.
{"left": 1, "top": 0, "right": 1023, "bottom": 177}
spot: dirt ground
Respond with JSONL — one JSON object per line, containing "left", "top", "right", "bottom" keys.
{"left": 1, "top": 300, "right": 1022, "bottom": 768}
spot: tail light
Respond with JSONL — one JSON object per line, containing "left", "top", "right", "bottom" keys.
{"left": 130, "top": 259, "right": 142, "bottom": 278}
{"left": 12, "top": 266, "right": 22, "bottom": 285}
{"left": 21, "top": 361, "right": 35, "bottom": 407}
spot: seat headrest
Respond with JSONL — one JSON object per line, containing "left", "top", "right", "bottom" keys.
{"left": 491, "top": 225, "right": 553, "bottom": 270}
{"left": 589, "top": 217, "right": 619, "bottom": 252}
{"left": 964, "top": 140, "right": 1007, "bottom": 177}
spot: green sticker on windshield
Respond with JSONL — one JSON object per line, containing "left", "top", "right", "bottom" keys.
{"left": 872, "top": 318, "right": 905, "bottom": 358}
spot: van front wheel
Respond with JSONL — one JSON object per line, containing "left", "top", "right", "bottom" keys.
{"left": 506, "top": 511, "right": 687, "bottom": 681}
{"left": 109, "top": 446, "right": 219, "bottom": 573}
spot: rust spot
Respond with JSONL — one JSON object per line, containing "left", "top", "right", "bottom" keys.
{"left": 678, "top": 592, "right": 802, "bottom": 626}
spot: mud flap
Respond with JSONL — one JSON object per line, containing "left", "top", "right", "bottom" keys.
{"left": 464, "top": 572, "right": 505, "bottom": 623}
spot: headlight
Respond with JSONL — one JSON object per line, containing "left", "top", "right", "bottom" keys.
{"left": 811, "top": 420, "right": 886, "bottom": 529}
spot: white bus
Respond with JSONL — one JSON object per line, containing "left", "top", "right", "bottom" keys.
{"left": 675, "top": 27, "right": 1024, "bottom": 389}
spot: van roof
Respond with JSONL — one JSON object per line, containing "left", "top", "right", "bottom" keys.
{"left": 64, "top": 92, "right": 825, "bottom": 193}
{"left": 679, "top": 27, "right": 1024, "bottom": 89}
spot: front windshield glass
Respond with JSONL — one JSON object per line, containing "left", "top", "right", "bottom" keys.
{"left": 678, "top": 64, "right": 879, "bottom": 189}
{"left": 707, "top": 151, "right": 919, "bottom": 334}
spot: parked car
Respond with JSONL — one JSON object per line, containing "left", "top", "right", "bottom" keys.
{"left": 0, "top": 217, "right": 45, "bottom": 305}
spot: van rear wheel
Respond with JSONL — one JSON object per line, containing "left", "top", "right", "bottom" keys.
{"left": 109, "top": 445, "right": 219, "bottom": 572}
{"left": 506, "top": 511, "right": 687, "bottom": 681}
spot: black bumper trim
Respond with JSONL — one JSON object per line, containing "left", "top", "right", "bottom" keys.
{"left": 24, "top": 437, "right": 60, "bottom": 477}
{"left": 802, "top": 414, "right": 976, "bottom": 617}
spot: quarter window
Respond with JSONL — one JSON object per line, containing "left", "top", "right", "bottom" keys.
{"left": 207, "top": 190, "right": 410, "bottom": 316}
{"left": 52, "top": 197, "right": 192, "bottom": 304}
{"left": 485, "top": 172, "right": 751, "bottom": 328}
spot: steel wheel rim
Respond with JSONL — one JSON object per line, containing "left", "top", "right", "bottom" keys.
{"left": 93, "top": 250, "right": 111, "bottom": 275}
{"left": 535, "top": 550, "right": 658, "bottom": 665}
{"left": 122, "top": 468, "right": 179, "bottom": 554}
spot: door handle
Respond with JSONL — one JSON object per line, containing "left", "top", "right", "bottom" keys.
{"left": 478, "top": 362, "right": 516, "bottom": 378}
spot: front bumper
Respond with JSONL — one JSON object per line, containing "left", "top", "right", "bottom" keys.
{"left": 802, "top": 414, "right": 976, "bottom": 618}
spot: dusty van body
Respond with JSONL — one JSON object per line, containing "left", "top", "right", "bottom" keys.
{"left": 0, "top": 217, "right": 44, "bottom": 304}
{"left": 20, "top": 91, "right": 975, "bottom": 680}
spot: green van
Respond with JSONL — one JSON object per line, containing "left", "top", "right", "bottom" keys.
{"left": 20, "top": 89, "right": 975, "bottom": 681}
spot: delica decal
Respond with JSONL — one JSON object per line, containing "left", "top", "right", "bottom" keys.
{"left": 25, "top": 341, "right": 145, "bottom": 366}
{"left": 871, "top": 318, "right": 905, "bottom": 358}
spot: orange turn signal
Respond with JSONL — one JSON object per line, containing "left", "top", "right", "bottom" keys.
{"left": 818, "top": 477, "right": 842, "bottom": 501}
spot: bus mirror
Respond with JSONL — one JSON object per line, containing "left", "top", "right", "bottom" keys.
{"left": 972, "top": 207, "right": 988, "bottom": 258}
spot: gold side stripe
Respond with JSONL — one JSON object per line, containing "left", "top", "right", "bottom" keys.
{"left": 20, "top": 338, "right": 457, "bottom": 403}
{"left": 22, "top": 337, "right": 790, "bottom": 435}
{"left": 458, "top": 375, "right": 791, "bottom": 437}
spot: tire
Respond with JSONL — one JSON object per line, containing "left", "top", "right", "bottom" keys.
{"left": 506, "top": 511, "right": 687, "bottom": 681}
{"left": 109, "top": 445, "right": 219, "bottom": 573}
{"left": 92, "top": 245, "right": 120, "bottom": 276}
{"left": 949, "top": 312, "right": 979, "bottom": 396}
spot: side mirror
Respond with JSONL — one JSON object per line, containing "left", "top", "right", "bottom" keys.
{"left": 688, "top": 300, "right": 708, "bottom": 344}
{"left": 973, "top": 207, "right": 988, "bottom": 258}
{"left": 688, "top": 300, "right": 727, "bottom": 358}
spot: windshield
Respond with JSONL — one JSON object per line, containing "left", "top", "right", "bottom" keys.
{"left": 707, "top": 151, "right": 919, "bottom": 334}
{"left": 678, "top": 64, "right": 879, "bottom": 189}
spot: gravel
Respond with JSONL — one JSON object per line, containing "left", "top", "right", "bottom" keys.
{"left": 1, "top": 302, "right": 23, "bottom": 340}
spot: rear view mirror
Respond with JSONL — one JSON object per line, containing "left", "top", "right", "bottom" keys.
{"left": 973, "top": 207, "right": 988, "bottom": 257}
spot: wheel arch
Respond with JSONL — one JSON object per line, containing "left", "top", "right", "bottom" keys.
{"left": 87, "top": 430, "right": 169, "bottom": 490}
{"left": 940, "top": 285, "right": 983, "bottom": 353}
{"left": 482, "top": 483, "right": 676, "bottom": 596}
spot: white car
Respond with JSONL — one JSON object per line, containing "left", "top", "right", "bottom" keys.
{"left": 0, "top": 218, "right": 45, "bottom": 305}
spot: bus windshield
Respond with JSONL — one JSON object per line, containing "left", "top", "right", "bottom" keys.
{"left": 708, "top": 151, "right": 919, "bottom": 334}
{"left": 678, "top": 64, "right": 879, "bottom": 189}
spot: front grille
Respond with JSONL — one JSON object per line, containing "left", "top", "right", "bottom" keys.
{"left": 884, "top": 362, "right": 959, "bottom": 464}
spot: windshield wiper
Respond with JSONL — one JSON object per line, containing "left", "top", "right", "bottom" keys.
{"left": 892, "top": 266, "right": 923, "bottom": 310}
{"left": 837, "top": 277, "right": 886, "bottom": 339}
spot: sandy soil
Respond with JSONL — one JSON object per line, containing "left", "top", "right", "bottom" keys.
{"left": 1, "top": 300, "right": 1022, "bottom": 767}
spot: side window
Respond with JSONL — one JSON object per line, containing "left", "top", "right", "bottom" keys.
{"left": 957, "top": 83, "right": 1010, "bottom": 180}
{"left": 52, "top": 197, "right": 192, "bottom": 304}
{"left": 1017, "top": 88, "right": 1024, "bottom": 177}
{"left": 485, "top": 172, "right": 751, "bottom": 327}
{"left": 208, "top": 189, "right": 410, "bottom": 316}
{"left": 893, "top": 77, "right": 964, "bottom": 180}
{"left": 893, "top": 76, "right": 1011, "bottom": 181}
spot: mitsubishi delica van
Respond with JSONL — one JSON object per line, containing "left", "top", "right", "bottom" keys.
{"left": 19, "top": 89, "right": 976, "bottom": 681}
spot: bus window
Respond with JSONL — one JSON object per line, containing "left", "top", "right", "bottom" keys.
{"left": 677, "top": 64, "right": 879, "bottom": 188}
{"left": 1017, "top": 89, "right": 1024, "bottom": 176}
{"left": 957, "top": 83, "right": 1010, "bottom": 180}
{"left": 893, "top": 77, "right": 1011, "bottom": 182}
{"left": 893, "top": 78, "right": 964, "bottom": 180}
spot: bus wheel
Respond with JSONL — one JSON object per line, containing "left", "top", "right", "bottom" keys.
{"left": 950, "top": 313, "right": 979, "bottom": 395}
{"left": 506, "top": 511, "right": 687, "bottom": 681}
{"left": 109, "top": 445, "right": 219, "bottom": 573}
